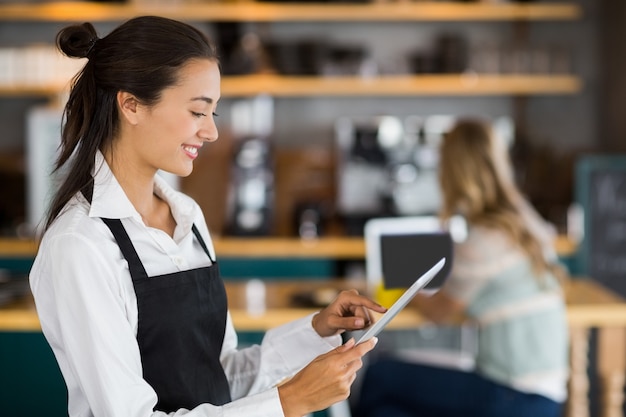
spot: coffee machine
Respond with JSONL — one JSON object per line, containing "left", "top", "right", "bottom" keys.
{"left": 225, "top": 95, "right": 275, "bottom": 236}
{"left": 335, "top": 114, "right": 514, "bottom": 235}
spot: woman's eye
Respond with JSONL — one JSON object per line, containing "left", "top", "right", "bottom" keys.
{"left": 192, "top": 111, "right": 207, "bottom": 118}
{"left": 212, "top": 112, "right": 219, "bottom": 117}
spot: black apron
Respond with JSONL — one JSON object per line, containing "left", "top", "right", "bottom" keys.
{"left": 101, "top": 218, "right": 232, "bottom": 412}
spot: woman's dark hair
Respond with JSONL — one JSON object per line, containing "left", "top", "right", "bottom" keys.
{"left": 43, "top": 16, "right": 218, "bottom": 232}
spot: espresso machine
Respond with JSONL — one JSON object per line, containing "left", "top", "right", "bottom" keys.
{"left": 225, "top": 96, "right": 275, "bottom": 236}
{"left": 335, "top": 114, "right": 514, "bottom": 235}
{"left": 335, "top": 115, "right": 443, "bottom": 235}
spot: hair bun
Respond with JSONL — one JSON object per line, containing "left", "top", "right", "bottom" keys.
{"left": 56, "top": 22, "right": 99, "bottom": 59}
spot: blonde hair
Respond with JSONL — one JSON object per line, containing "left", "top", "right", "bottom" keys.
{"left": 438, "top": 118, "right": 550, "bottom": 276}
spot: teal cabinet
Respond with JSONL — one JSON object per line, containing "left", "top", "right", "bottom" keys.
{"left": 0, "top": 332, "right": 67, "bottom": 417}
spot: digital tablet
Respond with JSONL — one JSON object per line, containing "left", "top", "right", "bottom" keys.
{"left": 356, "top": 257, "right": 446, "bottom": 344}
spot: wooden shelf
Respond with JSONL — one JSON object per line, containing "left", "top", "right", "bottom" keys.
{"left": 0, "top": 237, "right": 366, "bottom": 259}
{"left": 215, "top": 234, "right": 577, "bottom": 259}
{"left": 0, "top": 1, "right": 582, "bottom": 23}
{"left": 0, "top": 239, "right": 38, "bottom": 259}
{"left": 0, "top": 234, "right": 578, "bottom": 260}
{"left": 214, "top": 237, "right": 365, "bottom": 258}
{"left": 0, "top": 85, "right": 66, "bottom": 98}
{"left": 220, "top": 74, "right": 582, "bottom": 97}
{"left": 0, "top": 74, "right": 582, "bottom": 98}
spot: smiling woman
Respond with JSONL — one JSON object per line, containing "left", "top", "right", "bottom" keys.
{"left": 27, "top": 15, "right": 385, "bottom": 417}
{"left": 42, "top": 16, "right": 221, "bottom": 233}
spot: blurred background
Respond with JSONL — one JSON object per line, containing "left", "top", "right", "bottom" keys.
{"left": 1, "top": 2, "right": 626, "bottom": 416}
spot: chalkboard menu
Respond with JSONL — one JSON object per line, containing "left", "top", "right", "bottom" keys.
{"left": 576, "top": 155, "right": 626, "bottom": 295}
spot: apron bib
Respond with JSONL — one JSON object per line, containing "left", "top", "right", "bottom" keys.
{"left": 102, "top": 218, "right": 232, "bottom": 412}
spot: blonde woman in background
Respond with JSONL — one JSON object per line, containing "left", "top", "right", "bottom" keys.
{"left": 356, "top": 118, "right": 569, "bottom": 417}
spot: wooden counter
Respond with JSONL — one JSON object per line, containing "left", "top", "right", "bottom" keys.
{"left": 6, "top": 277, "right": 612, "bottom": 331}
{"left": 1, "top": 278, "right": 619, "bottom": 417}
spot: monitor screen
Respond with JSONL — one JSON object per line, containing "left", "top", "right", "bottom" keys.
{"left": 380, "top": 232, "right": 453, "bottom": 289}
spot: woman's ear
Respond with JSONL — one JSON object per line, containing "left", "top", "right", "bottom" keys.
{"left": 117, "top": 91, "right": 140, "bottom": 125}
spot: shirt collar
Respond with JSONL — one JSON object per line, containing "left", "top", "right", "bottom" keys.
{"left": 154, "top": 172, "right": 196, "bottom": 238}
{"left": 88, "top": 151, "right": 197, "bottom": 237}
{"left": 89, "top": 150, "right": 139, "bottom": 221}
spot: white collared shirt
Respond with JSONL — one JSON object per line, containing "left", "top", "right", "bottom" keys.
{"left": 30, "top": 151, "right": 340, "bottom": 417}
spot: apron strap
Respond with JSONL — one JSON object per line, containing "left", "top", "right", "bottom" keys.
{"left": 191, "top": 224, "right": 216, "bottom": 264}
{"left": 101, "top": 218, "right": 149, "bottom": 281}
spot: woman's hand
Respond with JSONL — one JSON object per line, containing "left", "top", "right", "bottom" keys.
{"left": 278, "top": 337, "right": 378, "bottom": 417}
{"left": 312, "top": 289, "right": 387, "bottom": 338}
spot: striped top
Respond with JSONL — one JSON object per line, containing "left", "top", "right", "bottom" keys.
{"left": 443, "top": 225, "right": 569, "bottom": 402}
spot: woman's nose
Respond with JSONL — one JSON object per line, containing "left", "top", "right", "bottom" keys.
{"left": 199, "top": 117, "right": 218, "bottom": 142}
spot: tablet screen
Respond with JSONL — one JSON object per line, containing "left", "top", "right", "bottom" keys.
{"left": 356, "top": 257, "right": 446, "bottom": 344}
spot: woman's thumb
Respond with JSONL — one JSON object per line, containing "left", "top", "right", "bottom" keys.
{"left": 336, "top": 337, "right": 356, "bottom": 352}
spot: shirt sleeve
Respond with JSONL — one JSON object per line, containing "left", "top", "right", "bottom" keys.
{"left": 221, "top": 313, "right": 342, "bottom": 401}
